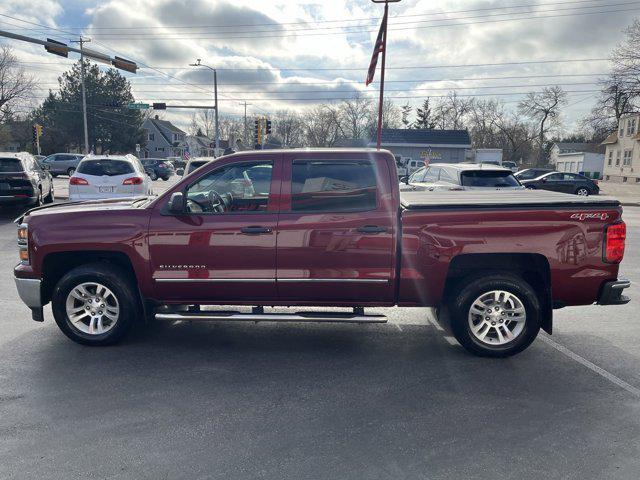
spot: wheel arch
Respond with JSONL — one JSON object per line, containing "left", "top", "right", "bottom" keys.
{"left": 443, "top": 253, "right": 553, "bottom": 334}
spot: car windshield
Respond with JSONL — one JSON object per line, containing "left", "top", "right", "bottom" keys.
{"left": 77, "top": 159, "right": 134, "bottom": 176}
{"left": 460, "top": 170, "right": 520, "bottom": 187}
{"left": 0, "top": 158, "right": 23, "bottom": 173}
{"left": 516, "top": 169, "right": 549, "bottom": 180}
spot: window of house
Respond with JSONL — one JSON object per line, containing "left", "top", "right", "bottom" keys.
{"left": 608, "top": 151, "right": 613, "bottom": 165}
{"left": 623, "top": 177, "right": 628, "bottom": 182}
{"left": 616, "top": 150, "right": 621, "bottom": 166}
{"left": 627, "top": 118, "right": 637, "bottom": 136}
{"left": 148, "top": 133, "right": 155, "bottom": 141}
{"left": 623, "top": 150, "right": 633, "bottom": 166}
{"left": 156, "top": 147, "right": 164, "bottom": 152}
{"left": 619, "top": 123, "right": 624, "bottom": 136}
{"left": 291, "top": 160, "right": 377, "bottom": 212}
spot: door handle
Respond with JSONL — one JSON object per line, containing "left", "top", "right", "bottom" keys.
{"left": 357, "top": 225, "right": 387, "bottom": 234}
{"left": 241, "top": 226, "right": 272, "bottom": 235}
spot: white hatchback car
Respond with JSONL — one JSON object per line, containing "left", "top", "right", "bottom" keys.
{"left": 69, "top": 154, "right": 152, "bottom": 201}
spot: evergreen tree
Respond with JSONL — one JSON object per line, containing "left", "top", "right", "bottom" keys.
{"left": 412, "top": 99, "right": 436, "bottom": 129}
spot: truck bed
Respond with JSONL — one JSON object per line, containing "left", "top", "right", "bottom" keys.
{"left": 400, "top": 189, "right": 620, "bottom": 210}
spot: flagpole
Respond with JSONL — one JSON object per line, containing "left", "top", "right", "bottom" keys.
{"left": 372, "top": 0, "right": 400, "bottom": 150}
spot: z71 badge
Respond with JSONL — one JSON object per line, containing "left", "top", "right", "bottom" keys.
{"left": 570, "top": 212, "right": 610, "bottom": 221}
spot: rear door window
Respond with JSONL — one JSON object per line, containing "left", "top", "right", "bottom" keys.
{"left": 460, "top": 171, "right": 520, "bottom": 187}
{"left": 291, "top": 160, "right": 378, "bottom": 212}
{"left": 423, "top": 167, "right": 439, "bottom": 182}
{"left": 77, "top": 160, "right": 134, "bottom": 176}
{"left": 0, "top": 158, "right": 24, "bottom": 172}
{"left": 439, "top": 168, "right": 457, "bottom": 184}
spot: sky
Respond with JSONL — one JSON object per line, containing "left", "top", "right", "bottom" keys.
{"left": 0, "top": 0, "right": 637, "bottom": 133}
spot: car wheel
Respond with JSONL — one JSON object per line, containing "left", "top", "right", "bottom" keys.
{"left": 149, "top": 171, "right": 158, "bottom": 181}
{"left": 575, "top": 187, "right": 589, "bottom": 196}
{"left": 44, "top": 186, "right": 55, "bottom": 204}
{"left": 67, "top": 168, "right": 75, "bottom": 177}
{"left": 51, "top": 263, "right": 140, "bottom": 346}
{"left": 34, "top": 187, "right": 43, "bottom": 206}
{"left": 161, "top": 176, "right": 169, "bottom": 181}
{"left": 447, "top": 273, "right": 541, "bottom": 357}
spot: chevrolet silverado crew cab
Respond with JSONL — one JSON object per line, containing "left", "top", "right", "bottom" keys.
{"left": 13, "top": 149, "right": 629, "bottom": 357}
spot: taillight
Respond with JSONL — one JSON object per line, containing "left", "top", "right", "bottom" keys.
{"left": 123, "top": 177, "right": 143, "bottom": 185}
{"left": 70, "top": 176, "right": 88, "bottom": 185}
{"left": 17, "top": 224, "right": 29, "bottom": 264}
{"left": 604, "top": 222, "right": 626, "bottom": 263}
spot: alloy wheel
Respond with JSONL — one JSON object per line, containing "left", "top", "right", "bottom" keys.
{"left": 65, "top": 282, "right": 120, "bottom": 335}
{"left": 467, "top": 290, "right": 526, "bottom": 345}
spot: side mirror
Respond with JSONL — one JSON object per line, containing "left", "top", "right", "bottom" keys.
{"left": 41, "top": 163, "right": 50, "bottom": 171}
{"left": 400, "top": 175, "right": 409, "bottom": 184}
{"left": 177, "top": 168, "right": 184, "bottom": 176}
{"left": 541, "top": 178, "right": 547, "bottom": 183}
{"left": 167, "top": 192, "right": 186, "bottom": 214}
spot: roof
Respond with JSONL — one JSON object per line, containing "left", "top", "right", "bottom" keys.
{"left": 82, "top": 154, "right": 138, "bottom": 162}
{"left": 149, "top": 118, "right": 185, "bottom": 135}
{"left": 374, "top": 129, "right": 471, "bottom": 147}
{"left": 601, "top": 132, "right": 618, "bottom": 145}
{"left": 430, "top": 162, "right": 511, "bottom": 172}
{"left": 554, "top": 142, "right": 592, "bottom": 150}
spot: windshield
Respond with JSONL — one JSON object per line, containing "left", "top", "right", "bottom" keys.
{"left": 77, "top": 159, "right": 134, "bottom": 176}
{"left": 0, "top": 158, "right": 24, "bottom": 173}
{"left": 460, "top": 171, "right": 520, "bottom": 187}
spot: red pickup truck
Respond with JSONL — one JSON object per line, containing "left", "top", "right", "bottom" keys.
{"left": 14, "top": 149, "right": 629, "bottom": 357}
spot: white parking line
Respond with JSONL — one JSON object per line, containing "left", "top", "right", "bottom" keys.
{"left": 443, "top": 336, "right": 458, "bottom": 345}
{"left": 428, "top": 316, "right": 444, "bottom": 332}
{"left": 540, "top": 335, "right": 640, "bottom": 398}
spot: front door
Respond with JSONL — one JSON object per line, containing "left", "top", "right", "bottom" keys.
{"left": 275, "top": 153, "right": 396, "bottom": 305}
{"left": 148, "top": 155, "right": 282, "bottom": 303}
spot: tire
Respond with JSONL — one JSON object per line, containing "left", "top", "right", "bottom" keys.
{"left": 149, "top": 171, "right": 158, "bottom": 181}
{"left": 161, "top": 176, "right": 169, "bottom": 181}
{"left": 67, "top": 168, "right": 75, "bottom": 177}
{"left": 34, "top": 187, "right": 43, "bottom": 207}
{"left": 44, "top": 186, "right": 55, "bottom": 204}
{"left": 575, "top": 187, "right": 589, "bottom": 196}
{"left": 51, "top": 262, "right": 140, "bottom": 346}
{"left": 447, "top": 273, "right": 541, "bottom": 357}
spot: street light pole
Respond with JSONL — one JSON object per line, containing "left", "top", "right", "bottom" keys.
{"left": 72, "top": 37, "right": 90, "bottom": 154}
{"left": 239, "top": 101, "right": 251, "bottom": 148}
{"left": 191, "top": 59, "right": 220, "bottom": 152}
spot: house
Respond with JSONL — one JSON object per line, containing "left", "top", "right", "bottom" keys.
{"left": 549, "top": 142, "right": 602, "bottom": 165}
{"left": 555, "top": 152, "right": 605, "bottom": 179}
{"left": 601, "top": 113, "right": 640, "bottom": 184}
{"left": 366, "top": 128, "right": 471, "bottom": 170}
{"left": 142, "top": 116, "right": 187, "bottom": 159}
{"left": 186, "top": 134, "right": 215, "bottom": 157}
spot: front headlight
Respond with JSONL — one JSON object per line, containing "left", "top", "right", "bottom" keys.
{"left": 17, "top": 224, "right": 29, "bottom": 264}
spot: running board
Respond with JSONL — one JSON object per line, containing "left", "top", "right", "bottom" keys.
{"left": 155, "top": 310, "right": 387, "bottom": 324}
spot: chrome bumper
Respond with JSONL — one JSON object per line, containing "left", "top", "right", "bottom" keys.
{"left": 14, "top": 277, "right": 43, "bottom": 308}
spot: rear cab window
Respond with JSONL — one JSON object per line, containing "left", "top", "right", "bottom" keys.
{"left": 460, "top": 170, "right": 520, "bottom": 187}
{"left": 290, "top": 159, "right": 378, "bottom": 212}
{"left": 77, "top": 159, "right": 134, "bottom": 176}
{"left": 0, "top": 158, "right": 24, "bottom": 173}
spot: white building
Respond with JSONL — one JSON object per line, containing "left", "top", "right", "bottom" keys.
{"left": 555, "top": 152, "right": 605, "bottom": 179}
{"left": 602, "top": 113, "right": 640, "bottom": 184}
{"left": 549, "top": 142, "right": 598, "bottom": 165}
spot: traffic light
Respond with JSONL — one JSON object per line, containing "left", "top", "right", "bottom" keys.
{"left": 32, "top": 125, "right": 38, "bottom": 144}
{"left": 152, "top": 102, "right": 167, "bottom": 110}
{"left": 36, "top": 124, "right": 43, "bottom": 137}
{"left": 265, "top": 119, "right": 272, "bottom": 135}
{"left": 254, "top": 119, "right": 262, "bottom": 145}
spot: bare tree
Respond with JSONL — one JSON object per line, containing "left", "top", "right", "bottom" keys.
{"left": 434, "top": 92, "right": 472, "bottom": 130}
{"left": 518, "top": 86, "right": 567, "bottom": 166}
{"left": 612, "top": 19, "right": 640, "bottom": 93}
{"left": 582, "top": 74, "right": 637, "bottom": 142}
{"left": 274, "top": 110, "right": 304, "bottom": 147}
{"left": 194, "top": 109, "right": 216, "bottom": 138}
{"left": 338, "top": 95, "right": 372, "bottom": 139}
{"left": 0, "top": 46, "right": 35, "bottom": 122}
{"left": 302, "top": 104, "right": 342, "bottom": 147}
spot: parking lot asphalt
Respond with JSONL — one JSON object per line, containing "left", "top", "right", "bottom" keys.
{"left": 0, "top": 203, "right": 639, "bottom": 480}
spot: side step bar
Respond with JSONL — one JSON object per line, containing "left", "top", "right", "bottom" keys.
{"left": 155, "top": 310, "right": 387, "bottom": 324}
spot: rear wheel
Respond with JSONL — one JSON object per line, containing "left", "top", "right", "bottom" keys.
{"left": 575, "top": 187, "right": 589, "bottom": 196}
{"left": 447, "top": 273, "right": 541, "bottom": 357}
{"left": 148, "top": 170, "right": 158, "bottom": 181}
{"left": 67, "top": 168, "right": 75, "bottom": 177}
{"left": 44, "top": 185, "right": 54, "bottom": 203}
{"left": 52, "top": 263, "right": 139, "bottom": 346}
{"left": 34, "top": 187, "right": 43, "bottom": 206}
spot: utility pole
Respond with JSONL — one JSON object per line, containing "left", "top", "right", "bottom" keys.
{"left": 239, "top": 101, "right": 251, "bottom": 148}
{"left": 190, "top": 59, "right": 220, "bottom": 153}
{"left": 72, "top": 37, "right": 90, "bottom": 154}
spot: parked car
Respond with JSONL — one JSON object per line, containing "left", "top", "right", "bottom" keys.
{"left": 520, "top": 171, "right": 599, "bottom": 196}
{"left": 404, "top": 163, "right": 523, "bottom": 191}
{"left": 41, "top": 153, "right": 85, "bottom": 177}
{"left": 141, "top": 158, "right": 175, "bottom": 181}
{"left": 167, "top": 156, "right": 185, "bottom": 169}
{"left": 0, "top": 152, "right": 54, "bottom": 207}
{"left": 68, "top": 154, "right": 152, "bottom": 201}
{"left": 502, "top": 161, "right": 518, "bottom": 172}
{"left": 14, "top": 149, "right": 629, "bottom": 358}
{"left": 514, "top": 168, "right": 554, "bottom": 181}
{"left": 184, "top": 157, "right": 215, "bottom": 175}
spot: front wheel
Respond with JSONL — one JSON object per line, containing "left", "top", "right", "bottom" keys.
{"left": 148, "top": 171, "right": 158, "bottom": 181}
{"left": 67, "top": 168, "right": 75, "bottom": 177}
{"left": 575, "top": 187, "right": 589, "bottom": 196}
{"left": 51, "top": 263, "right": 140, "bottom": 346}
{"left": 447, "top": 273, "right": 541, "bottom": 357}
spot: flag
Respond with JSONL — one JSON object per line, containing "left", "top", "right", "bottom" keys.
{"left": 365, "top": 11, "right": 387, "bottom": 86}
{"left": 182, "top": 144, "right": 190, "bottom": 161}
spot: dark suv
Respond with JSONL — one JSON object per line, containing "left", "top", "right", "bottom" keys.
{"left": 141, "top": 158, "right": 175, "bottom": 181}
{"left": 0, "top": 152, "right": 54, "bottom": 207}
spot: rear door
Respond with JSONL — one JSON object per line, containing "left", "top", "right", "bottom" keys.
{"left": 148, "top": 154, "right": 282, "bottom": 303}
{"left": 276, "top": 152, "right": 396, "bottom": 304}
